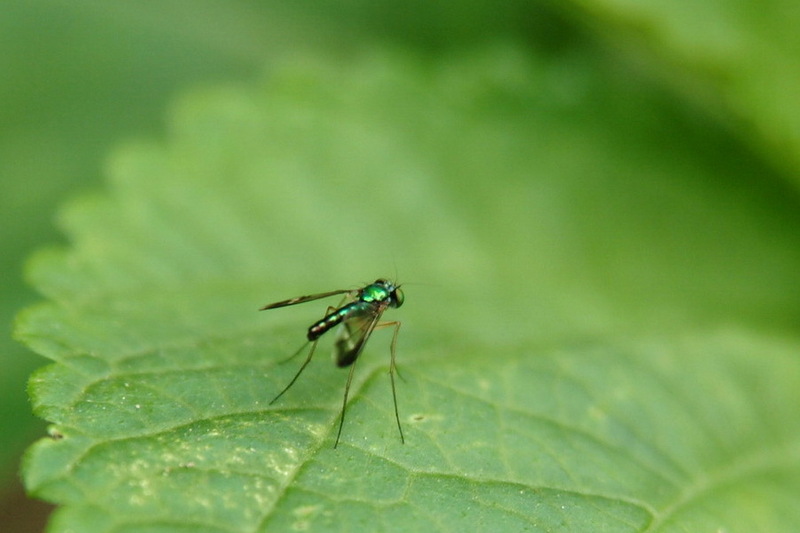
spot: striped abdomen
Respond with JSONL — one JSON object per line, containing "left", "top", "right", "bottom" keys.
{"left": 307, "top": 302, "right": 369, "bottom": 341}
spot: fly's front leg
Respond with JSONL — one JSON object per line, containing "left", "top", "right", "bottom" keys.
{"left": 376, "top": 320, "right": 404, "bottom": 444}
{"left": 375, "top": 320, "right": 404, "bottom": 380}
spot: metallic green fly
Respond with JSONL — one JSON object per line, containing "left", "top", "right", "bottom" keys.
{"left": 260, "top": 279, "right": 404, "bottom": 448}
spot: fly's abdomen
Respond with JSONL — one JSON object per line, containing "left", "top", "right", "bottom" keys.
{"left": 307, "top": 302, "right": 367, "bottom": 341}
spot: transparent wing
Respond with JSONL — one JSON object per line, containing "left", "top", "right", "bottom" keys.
{"left": 260, "top": 288, "right": 353, "bottom": 310}
{"left": 334, "top": 311, "right": 382, "bottom": 368}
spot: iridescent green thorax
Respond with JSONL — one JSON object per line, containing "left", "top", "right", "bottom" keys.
{"left": 361, "top": 279, "right": 403, "bottom": 308}
{"left": 361, "top": 283, "right": 389, "bottom": 303}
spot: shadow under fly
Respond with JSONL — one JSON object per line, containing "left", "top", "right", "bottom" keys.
{"left": 260, "top": 279, "right": 404, "bottom": 448}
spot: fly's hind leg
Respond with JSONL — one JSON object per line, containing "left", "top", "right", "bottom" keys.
{"left": 270, "top": 305, "right": 339, "bottom": 404}
{"left": 269, "top": 339, "right": 317, "bottom": 405}
{"left": 334, "top": 358, "right": 360, "bottom": 448}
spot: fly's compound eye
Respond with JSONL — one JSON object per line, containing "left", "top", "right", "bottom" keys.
{"left": 392, "top": 288, "right": 404, "bottom": 308}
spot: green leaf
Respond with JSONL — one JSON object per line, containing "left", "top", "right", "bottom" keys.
{"left": 17, "top": 45, "right": 800, "bottom": 532}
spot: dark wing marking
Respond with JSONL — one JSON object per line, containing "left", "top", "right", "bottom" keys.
{"left": 334, "top": 312, "right": 382, "bottom": 368}
{"left": 260, "top": 289, "right": 353, "bottom": 310}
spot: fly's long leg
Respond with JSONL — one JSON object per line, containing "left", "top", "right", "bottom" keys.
{"left": 333, "top": 313, "right": 381, "bottom": 447}
{"left": 334, "top": 357, "right": 360, "bottom": 448}
{"left": 384, "top": 321, "right": 404, "bottom": 444}
{"left": 270, "top": 305, "right": 340, "bottom": 403}
{"left": 376, "top": 320, "right": 406, "bottom": 382}
{"left": 269, "top": 339, "right": 317, "bottom": 405}
{"left": 372, "top": 319, "right": 404, "bottom": 440}
{"left": 275, "top": 341, "right": 310, "bottom": 365}
{"left": 333, "top": 317, "right": 404, "bottom": 447}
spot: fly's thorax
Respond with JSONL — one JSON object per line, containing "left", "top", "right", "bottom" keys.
{"left": 362, "top": 279, "right": 403, "bottom": 308}
{"left": 360, "top": 283, "right": 390, "bottom": 303}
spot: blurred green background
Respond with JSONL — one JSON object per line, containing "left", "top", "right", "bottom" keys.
{"left": 3, "top": 1, "right": 799, "bottom": 531}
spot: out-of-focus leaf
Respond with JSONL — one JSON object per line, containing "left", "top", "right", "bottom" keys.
{"left": 573, "top": 0, "right": 800, "bottom": 191}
